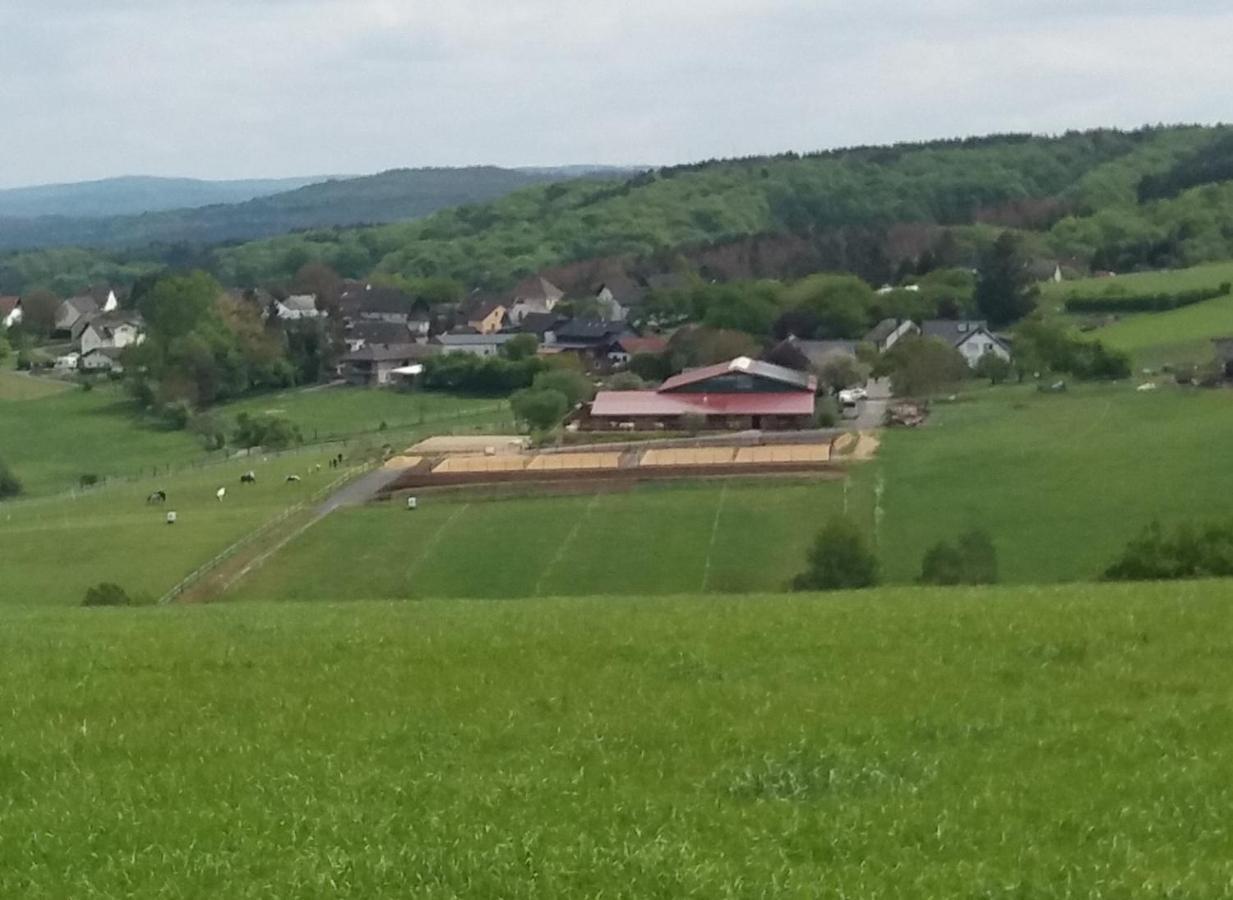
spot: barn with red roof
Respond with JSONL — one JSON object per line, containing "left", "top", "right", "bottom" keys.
{"left": 589, "top": 356, "right": 816, "bottom": 431}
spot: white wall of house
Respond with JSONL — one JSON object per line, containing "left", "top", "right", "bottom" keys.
{"left": 2, "top": 306, "right": 21, "bottom": 329}
{"left": 80, "top": 323, "right": 144, "bottom": 355}
{"left": 957, "top": 331, "right": 1011, "bottom": 366}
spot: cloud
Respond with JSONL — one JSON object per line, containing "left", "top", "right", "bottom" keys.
{"left": 0, "top": 0, "right": 1228, "bottom": 186}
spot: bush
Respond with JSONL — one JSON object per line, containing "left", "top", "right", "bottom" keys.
{"left": 188, "top": 412, "right": 227, "bottom": 451}
{"left": 793, "top": 516, "right": 879, "bottom": 591}
{"left": 510, "top": 387, "right": 570, "bottom": 432}
{"left": 605, "top": 371, "right": 646, "bottom": 390}
{"left": 82, "top": 583, "right": 132, "bottom": 607}
{"left": 532, "top": 368, "right": 595, "bottom": 407}
{"left": 814, "top": 395, "right": 839, "bottom": 427}
{"left": 233, "top": 412, "right": 302, "bottom": 450}
{"left": 974, "top": 353, "right": 1014, "bottom": 385}
{"left": 1064, "top": 282, "right": 1232, "bottom": 314}
{"left": 79, "top": 474, "right": 100, "bottom": 489}
{"left": 681, "top": 412, "right": 707, "bottom": 435}
{"left": 877, "top": 336, "right": 969, "bottom": 398}
{"left": 1103, "top": 520, "right": 1233, "bottom": 581}
{"left": 0, "top": 457, "right": 22, "bottom": 501}
{"left": 920, "top": 529, "right": 999, "bottom": 585}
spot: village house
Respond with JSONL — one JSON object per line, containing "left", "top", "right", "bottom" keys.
{"left": 434, "top": 332, "right": 518, "bottom": 357}
{"left": 466, "top": 302, "right": 507, "bottom": 334}
{"left": 550, "top": 319, "right": 633, "bottom": 364}
{"left": 920, "top": 319, "right": 1011, "bottom": 367}
{"left": 864, "top": 318, "right": 918, "bottom": 353}
{"left": 350, "top": 285, "right": 419, "bottom": 325}
{"left": 514, "top": 311, "right": 564, "bottom": 345}
{"left": 507, "top": 276, "right": 564, "bottom": 325}
{"left": 589, "top": 356, "right": 817, "bottom": 431}
{"left": 343, "top": 320, "right": 416, "bottom": 353}
{"left": 273, "top": 294, "right": 324, "bottom": 321}
{"left": 0, "top": 296, "right": 22, "bottom": 330}
{"left": 340, "top": 343, "right": 437, "bottom": 387}
{"left": 54, "top": 295, "right": 101, "bottom": 337}
{"left": 767, "top": 336, "right": 859, "bottom": 374}
{"left": 77, "top": 311, "right": 145, "bottom": 356}
{"left": 80, "top": 346, "right": 126, "bottom": 373}
{"left": 607, "top": 334, "right": 668, "bottom": 366}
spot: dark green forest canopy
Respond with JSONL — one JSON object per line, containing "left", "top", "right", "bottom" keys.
{"left": 5, "top": 124, "right": 1233, "bottom": 296}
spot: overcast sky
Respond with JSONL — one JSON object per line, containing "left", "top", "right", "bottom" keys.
{"left": 1, "top": 0, "right": 1229, "bottom": 187}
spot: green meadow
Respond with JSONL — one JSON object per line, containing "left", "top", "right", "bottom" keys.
{"left": 4, "top": 583, "right": 1233, "bottom": 896}
{"left": 232, "top": 479, "right": 853, "bottom": 602}
{"left": 0, "top": 381, "right": 510, "bottom": 497}
{"left": 1041, "top": 262, "right": 1233, "bottom": 367}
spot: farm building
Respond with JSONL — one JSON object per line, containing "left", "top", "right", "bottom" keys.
{"left": 434, "top": 332, "right": 519, "bottom": 357}
{"left": 607, "top": 334, "right": 668, "bottom": 365}
{"left": 589, "top": 356, "right": 817, "bottom": 430}
{"left": 864, "top": 318, "right": 918, "bottom": 352}
{"left": 0, "top": 296, "right": 22, "bottom": 329}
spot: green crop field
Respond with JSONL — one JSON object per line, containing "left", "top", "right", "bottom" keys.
{"left": 0, "top": 382, "right": 510, "bottom": 497}
{"left": 4, "top": 583, "right": 1233, "bottom": 896}
{"left": 1040, "top": 262, "right": 1233, "bottom": 367}
{"left": 231, "top": 478, "right": 854, "bottom": 602}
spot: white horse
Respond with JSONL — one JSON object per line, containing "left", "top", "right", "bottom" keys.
{"left": 216, "top": 487, "right": 227, "bottom": 501}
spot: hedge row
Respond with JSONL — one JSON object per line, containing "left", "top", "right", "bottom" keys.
{"left": 1064, "top": 281, "right": 1232, "bottom": 314}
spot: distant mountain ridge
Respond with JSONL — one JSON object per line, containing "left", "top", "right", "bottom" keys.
{"left": 0, "top": 166, "right": 635, "bottom": 251}
{"left": 0, "top": 175, "right": 332, "bottom": 219}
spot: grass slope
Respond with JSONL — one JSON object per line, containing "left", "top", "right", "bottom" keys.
{"left": 3, "top": 583, "right": 1233, "bottom": 896}
{"left": 0, "top": 382, "right": 509, "bottom": 497}
{"left": 1041, "top": 262, "right": 1233, "bottom": 367}
{"left": 862, "top": 384, "right": 1233, "bottom": 583}
{"left": 232, "top": 479, "right": 850, "bottom": 602}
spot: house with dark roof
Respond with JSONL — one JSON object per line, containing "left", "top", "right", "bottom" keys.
{"left": 77, "top": 311, "right": 145, "bottom": 355}
{"left": 341, "top": 343, "right": 438, "bottom": 386}
{"left": 433, "top": 332, "right": 519, "bottom": 357}
{"left": 547, "top": 319, "right": 633, "bottom": 366}
{"left": 343, "top": 285, "right": 419, "bottom": 325}
{"left": 864, "top": 318, "right": 918, "bottom": 353}
{"left": 514, "top": 311, "right": 565, "bottom": 343}
{"left": 274, "top": 294, "right": 324, "bottom": 321}
{"left": 344, "top": 320, "right": 417, "bottom": 353}
{"left": 466, "top": 302, "right": 507, "bottom": 334}
{"left": 589, "top": 357, "right": 816, "bottom": 430}
{"left": 81, "top": 345, "right": 126, "bottom": 373}
{"left": 919, "top": 320, "right": 1010, "bottom": 367}
{"left": 54, "top": 295, "right": 101, "bottom": 337}
{"left": 0, "top": 296, "right": 22, "bottom": 330}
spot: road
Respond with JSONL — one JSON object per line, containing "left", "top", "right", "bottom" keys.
{"left": 849, "top": 377, "right": 891, "bottom": 430}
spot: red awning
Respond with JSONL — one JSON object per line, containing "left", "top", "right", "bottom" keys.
{"left": 591, "top": 390, "right": 815, "bottom": 418}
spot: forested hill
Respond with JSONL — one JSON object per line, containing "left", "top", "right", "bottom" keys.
{"left": 0, "top": 175, "right": 327, "bottom": 219}
{"left": 0, "top": 167, "right": 611, "bottom": 253}
{"left": 6, "top": 125, "right": 1233, "bottom": 295}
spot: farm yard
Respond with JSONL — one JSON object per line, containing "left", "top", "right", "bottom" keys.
{"left": 4, "top": 583, "right": 1233, "bottom": 896}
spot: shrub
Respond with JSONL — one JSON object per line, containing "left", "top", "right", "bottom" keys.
{"left": 814, "top": 396, "right": 839, "bottom": 428}
{"left": 79, "top": 474, "right": 100, "bottom": 489}
{"left": 681, "top": 412, "right": 707, "bottom": 435}
{"left": 793, "top": 516, "right": 879, "bottom": 591}
{"left": 233, "top": 412, "right": 302, "bottom": 450}
{"left": 510, "top": 387, "right": 569, "bottom": 432}
{"left": 1064, "top": 283, "right": 1232, "bottom": 314}
{"left": 1103, "top": 520, "right": 1233, "bottom": 581}
{"left": 605, "top": 371, "right": 646, "bottom": 390}
{"left": 82, "top": 583, "right": 132, "bottom": 607}
{"left": 974, "top": 353, "right": 1014, "bottom": 385}
{"left": 877, "top": 336, "right": 969, "bottom": 398}
{"left": 532, "top": 368, "right": 595, "bottom": 407}
{"left": 920, "top": 530, "right": 998, "bottom": 585}
{"left": 0, "top": 457, "right": 22, "bottom": 501}
{"left": 187, "top": 412, "right": 227, "bottom": 451}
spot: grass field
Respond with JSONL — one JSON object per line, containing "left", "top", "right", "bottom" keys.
{"left": 0, "top": 452, "right": 351, "bottom": 606}
{"left": 860, "top": 383, "right": 1233, "bottom": 584}
{"left": 4, "top": 582, "right": 1233, "bottom": 896}
{"left": 0, "top": 368, "right": 73, "bottom": 401}
{"left": 232, "top": 478, "right": 853, "bottom": 601}
{"left": 0, "top": 382, "right": 511, "bottom": 497}
{"left": 1040, "top": 262, "right": 1233, "bottom": 367}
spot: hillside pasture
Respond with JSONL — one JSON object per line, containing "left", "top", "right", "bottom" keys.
{"left": 0, "top": 382, "right": 511, "bottom": 497}
{"left": 0, "top": 369, "right": 72, "bottom": 402}
{"left": 1041, "top": 262, "right": 1233, "bottom": 366}
{"left": 0, "top": 452, "right": 351, "bottom": 606}
{"left": 861, "top": 383, "right": 1233, "bottom": 584}
{"left": 4, "top": 583, "right": 1233, "bottom": 895}
{"left": 230, "top": 479, "right": 853, "bottom": 602}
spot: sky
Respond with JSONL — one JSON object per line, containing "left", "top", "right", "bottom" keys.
{"left": 1, "top": 0, "right": 1229, "bottom": 187}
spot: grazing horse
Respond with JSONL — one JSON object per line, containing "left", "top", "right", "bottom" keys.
{"left": 285, "top": 474, "right": 302, "bottom": 483}
{"left": 240, "top": 471, "right": 257, "bottom": 484}
{"left": 215, "top": 487, "right": 227, "bottom": 501}
{"left": 147, "top": 490, "right": 167, "bottom": 505}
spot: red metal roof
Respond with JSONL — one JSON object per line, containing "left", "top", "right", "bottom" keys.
{"left": 658, "top": 356, "right": 816, "bottom": 393}
{"left": 591, "top": 390, "right": 815, "bottom": 418}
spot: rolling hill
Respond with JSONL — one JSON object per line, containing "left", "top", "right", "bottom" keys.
{"left": 7, "top": 124, "right": 1233, "bottom": 296}
{"left": 0, "top": 167, "right": 626, "bottom": 253}
{"left": 0, "top": 174, "right": 328, "bottom": 219}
